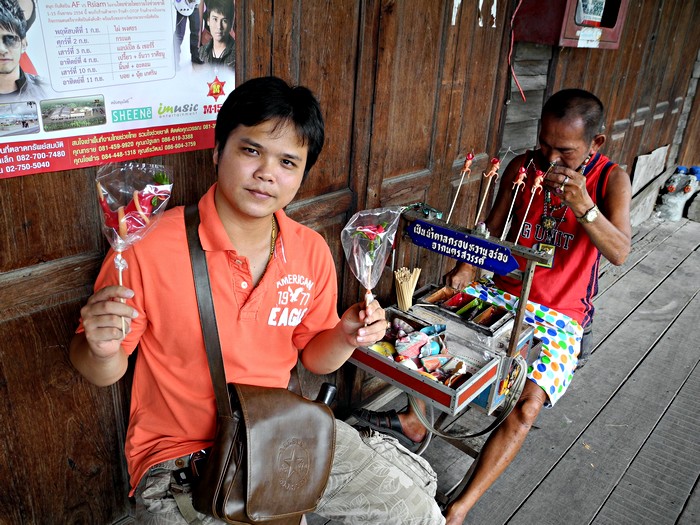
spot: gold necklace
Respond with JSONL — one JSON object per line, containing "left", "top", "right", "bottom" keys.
{"left": 257, "top": 216, "right": 277, "bottom": 284}
{"left": 269, "top": 215, "right": 277, "bottom": 261}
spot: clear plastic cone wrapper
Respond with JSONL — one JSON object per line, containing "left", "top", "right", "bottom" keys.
{"left": 341, "top": 207, "right": 403, "bottom": 305}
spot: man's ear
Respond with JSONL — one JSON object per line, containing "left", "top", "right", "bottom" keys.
{"left": 590, "top": 134, "right": 606, "bottom": 155}
{"left": 212, "top": 142, "right": 219, "bottom": 171}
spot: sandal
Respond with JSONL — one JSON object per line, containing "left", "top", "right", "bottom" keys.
{"left": 352, "top": 408, "right": 422, "bottom": 450}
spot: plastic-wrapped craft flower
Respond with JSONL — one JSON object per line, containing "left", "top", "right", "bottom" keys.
{"left": 95, "top": 162, "right": 173, "bottom": 333}
{"left": 96, "top": 164, "right": 172, "bottom": 251}
{"left": 341, "top": 207, "right": 403, "bottom": 305}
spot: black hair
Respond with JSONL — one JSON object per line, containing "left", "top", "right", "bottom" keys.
{"left": 24, "top": 0, "right": 35, "bottom": 30}
{"left": 542, "top": 89, "right": 605, "bottom": 143}
{"left": 215, "top": 76, "right": 325, "bottom": 176}
{"left": 0, "top": 0, "right": 27, "bottom": 39}
{"left": 204, "top": 0, "right": 234, "bottom": 23}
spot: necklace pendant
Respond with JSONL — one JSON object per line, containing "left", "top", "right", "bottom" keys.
{"left": 541, "top": 215, "right": 557, "bottom": 230}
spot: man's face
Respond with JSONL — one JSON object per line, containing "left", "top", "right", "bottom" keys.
{"left": 209, "top": 10, "right": 231, "bottom": 44}
{"left": 0, "top": 28, "right": 23, "bottom": 77}
{"left": 538, "top": 114, "right": 595, "bottom": 170}
{"left": 213, "top": 119, "right": 307, "bottom": 224}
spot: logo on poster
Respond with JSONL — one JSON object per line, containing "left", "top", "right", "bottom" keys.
{"left": 203, "top": 104, "right": 222, "bottom": 114}
{"left": 112, "top": 107, "right": 152, "bottom": 123}
{"left": 207, "top": 76, "right": 226, "bottom": 102}
{"left": 157, "top": 102, "right": 199, "bottom": 118}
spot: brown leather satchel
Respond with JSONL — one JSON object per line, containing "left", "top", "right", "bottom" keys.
{"left": 185, "top": 205, "right": 336, "bottom": 524}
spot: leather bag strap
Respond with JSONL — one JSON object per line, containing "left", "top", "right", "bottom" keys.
{"left": 184, "top": 204, "right": 232, "bottom": 419}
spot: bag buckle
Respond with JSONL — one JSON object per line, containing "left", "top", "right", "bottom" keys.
{"left": 172, "top": 449, "right": 209, "bottom": 488}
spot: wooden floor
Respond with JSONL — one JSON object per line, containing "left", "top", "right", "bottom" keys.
{"left": 310, "top": 216, "right": 700, "bottom": 525}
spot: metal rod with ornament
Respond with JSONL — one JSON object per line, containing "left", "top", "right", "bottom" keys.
{"left": 446, "top": 152, "right": 474, "bottom": 224}
{"left": 514, "top": 165, "right": 549, "bottom": 245}
{"left": 501, "top": 163, "right": 529, "bottom": 241}
{"left": 473, "top": 157, "right": 500, "bottom": 228}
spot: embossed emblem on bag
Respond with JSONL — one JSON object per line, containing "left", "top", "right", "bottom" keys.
{"left": 277, "top": 438, "right": 310, "bottom": 490}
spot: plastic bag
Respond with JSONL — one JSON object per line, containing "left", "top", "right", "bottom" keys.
{"left": 655, "top": 169, "right": 699, "bottom": 221}
{"left": 341, "top": 207, "right": 403, "bottom": 304}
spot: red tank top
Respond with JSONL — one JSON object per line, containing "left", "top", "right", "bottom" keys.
{"left": 493, "top": 152, "right": 615, "bottom": 326}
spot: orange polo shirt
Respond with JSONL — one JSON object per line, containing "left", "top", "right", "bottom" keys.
{"left": 83, "top": 184, "right": 340, "bottom": 494}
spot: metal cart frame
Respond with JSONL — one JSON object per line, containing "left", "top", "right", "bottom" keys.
{"left": 349, "top": 207, "right": 553, "bottom": 507}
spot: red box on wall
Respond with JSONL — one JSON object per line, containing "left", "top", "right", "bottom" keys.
{"left": 513, "top": 0, "right": 629, "bottom": 50}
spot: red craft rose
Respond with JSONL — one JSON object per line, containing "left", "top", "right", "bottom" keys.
{"left": 97, "top": 171, "right": 172, "bottom": 240}
{"left": 355, "top": 224, "right": 386, "bottom": 241}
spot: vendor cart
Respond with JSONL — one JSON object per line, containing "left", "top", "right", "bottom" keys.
{"left": 348, "top": 205, "right": 552, "bottom": 506}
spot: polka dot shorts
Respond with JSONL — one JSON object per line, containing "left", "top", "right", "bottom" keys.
{"left": 464, "top": 280, "right": 583, "bottom": 407}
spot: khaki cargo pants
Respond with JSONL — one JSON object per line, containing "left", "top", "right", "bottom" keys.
{"left": 134, "top": 420, "right": 444, "bottom": 525}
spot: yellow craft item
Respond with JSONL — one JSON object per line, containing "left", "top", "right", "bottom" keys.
{"left": 369, "top": 341, "right": 395, "bottom": 358}
{"left": 418, "top": 371, "right": 439, "bottom": 381}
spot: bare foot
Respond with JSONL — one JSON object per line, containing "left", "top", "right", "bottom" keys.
{"left": 397, "top": 412, "right": 428, "bottom": 443}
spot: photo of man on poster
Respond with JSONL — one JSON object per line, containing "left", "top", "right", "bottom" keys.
{"left": 0, "top": 0, "right": 48, "bottom": 101}
{"left": 16, "top": 0, "right": 36, "bottom": 73}
{"left": 198, "top": 0, "right": 235, "bottom": 72}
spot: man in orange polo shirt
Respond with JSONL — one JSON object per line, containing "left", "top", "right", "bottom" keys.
{"left": 70, "top": 76, "right": 445, "bottom": 524}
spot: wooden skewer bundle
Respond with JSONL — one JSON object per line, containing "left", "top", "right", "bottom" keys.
{"left": 394, "top": 267, "right": 421, "bottom": 311}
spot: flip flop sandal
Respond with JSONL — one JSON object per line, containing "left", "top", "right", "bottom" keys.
{"left": 352, "top": 408, "right": 423, "bottom": 451}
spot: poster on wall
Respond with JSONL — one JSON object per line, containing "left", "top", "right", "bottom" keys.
{"left": 0, "top": 0, "right": 235, "bottom": 179}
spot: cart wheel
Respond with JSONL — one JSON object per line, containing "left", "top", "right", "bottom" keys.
{"left": 407, "top": 355, "right": 528, "bottom": 441}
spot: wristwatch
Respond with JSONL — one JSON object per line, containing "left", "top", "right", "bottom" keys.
{"left": 577, "top": 205, "right": 599, "bottom": 224}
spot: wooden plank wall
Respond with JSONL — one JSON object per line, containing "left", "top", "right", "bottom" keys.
{"left": 549, "top": 1, "right": 700, "bottom": 172}
{"left": 678, "top": 50, "right": 700, "bottom": 166}
{"left": 240, "top": 0, "right": 514, "bottom": 405}
{"left": 0, "top": 150, "right": 216, "bottom": 524}
{"left": 0, "top": 1, "right": 512, "bottom": 522}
